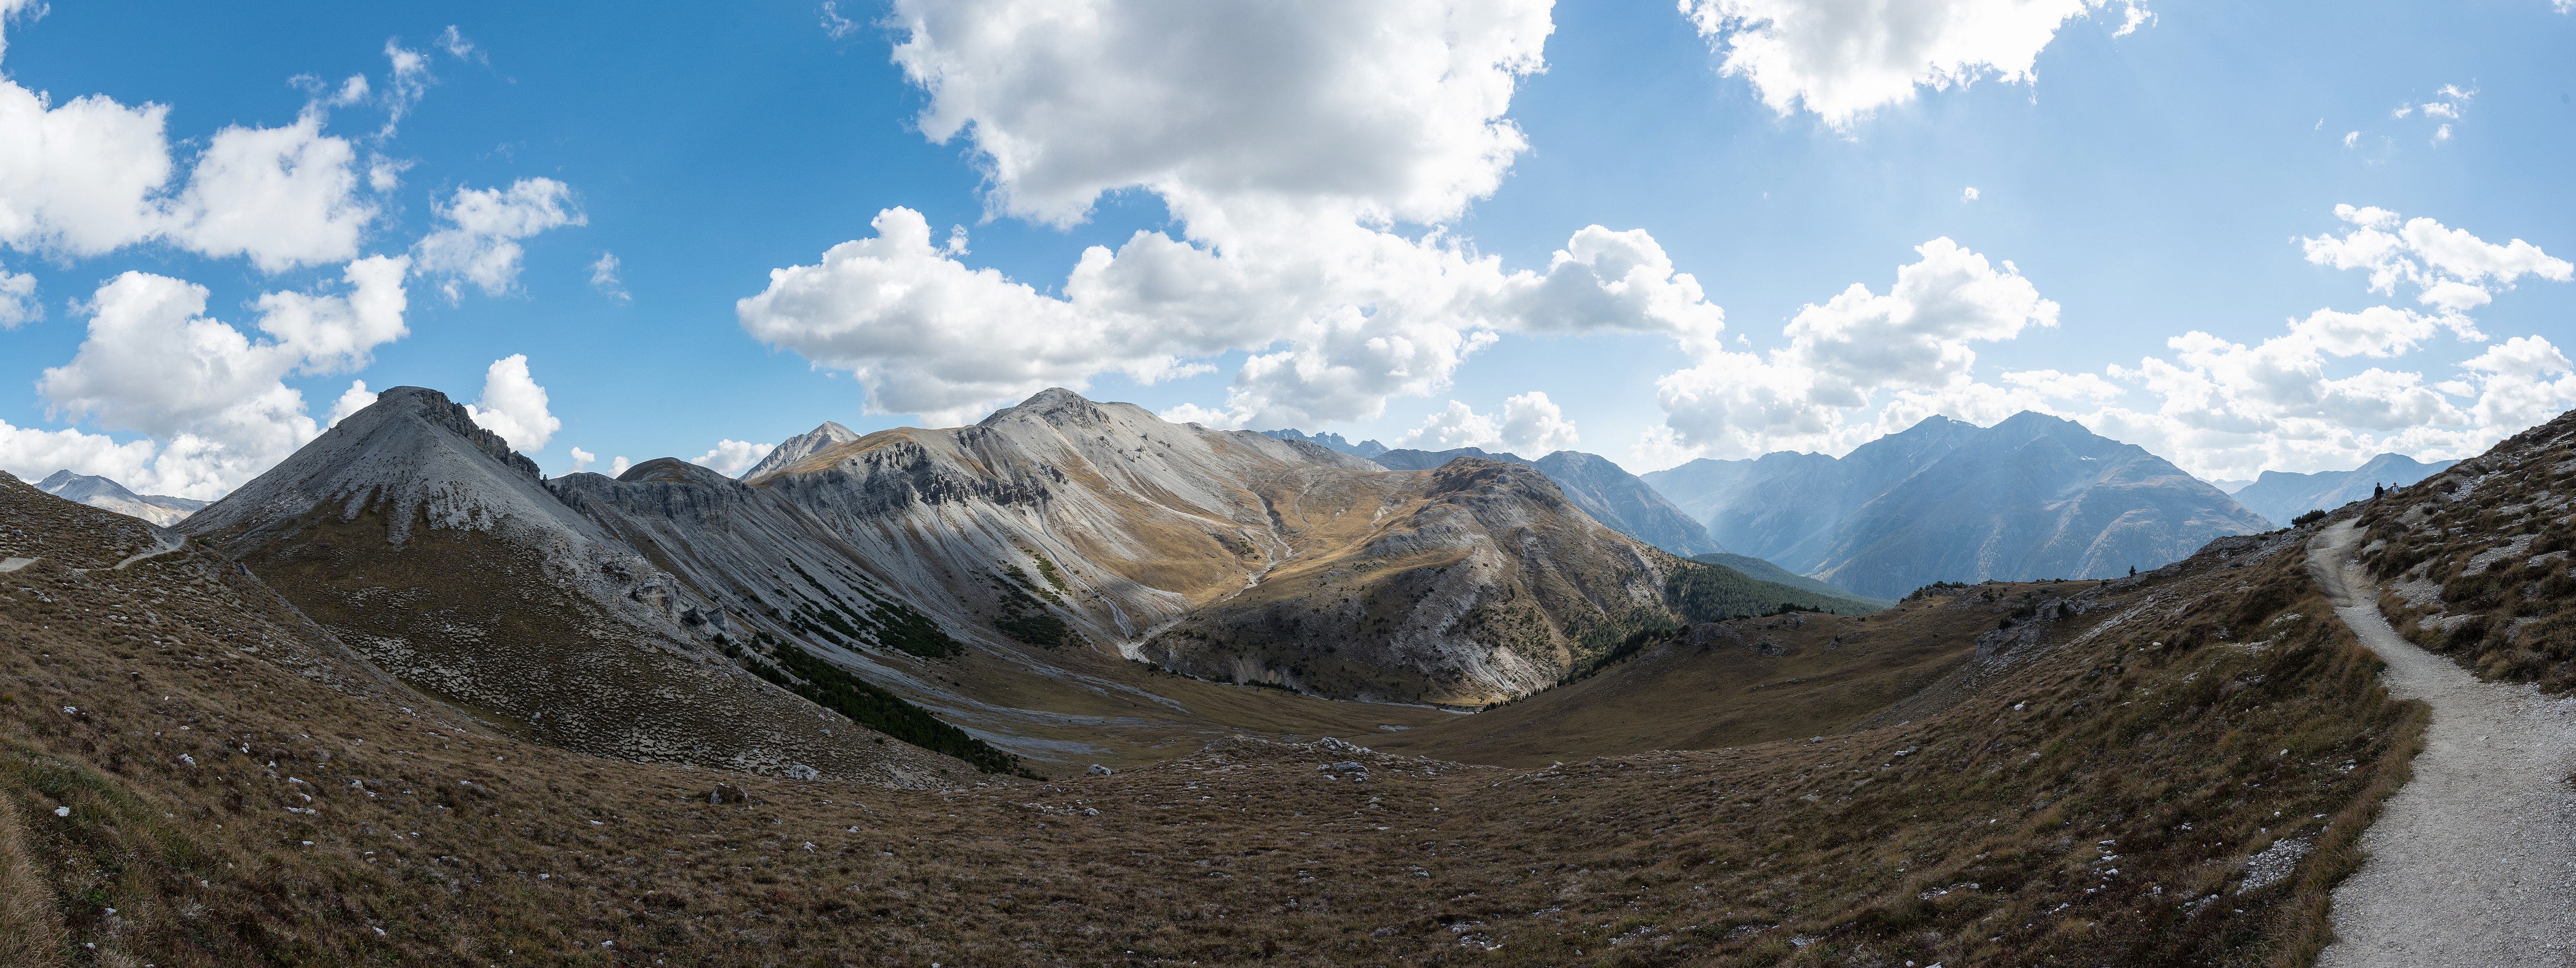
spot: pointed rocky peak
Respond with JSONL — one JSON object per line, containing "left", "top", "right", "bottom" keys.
{"left": 38, "top": 470, "right": 142, "bottom": 504}
{"left": 182, "top": 383, "right": 570, "bottom": 547}
{"left": 984, "top": 387, "right": 1111, "bottom": 429}
{"left": 741, "top": 420, "right": 864, "bottom": 481}
{"left": 369, "top": 386, "right": 540, "bottom": 478}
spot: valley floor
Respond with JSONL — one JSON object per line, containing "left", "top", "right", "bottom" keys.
{"left": 2310, "top": 522, "right": 2576, "bottom": 967}
{"left": 3, "top": 483, "right": 2429, "bottom": 965}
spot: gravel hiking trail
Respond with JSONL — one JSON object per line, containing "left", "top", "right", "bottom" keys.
{"left": 2310, "top": 520, "right": 2576, "bottom": 967}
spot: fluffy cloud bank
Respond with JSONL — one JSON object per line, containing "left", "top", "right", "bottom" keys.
{"left": 2, "top": 258, "right": 408, "bottom": 497}
{"left": 1394, "top": 391, "right": 1581, "bottom": 455}
{"left": 690, "top": 439, "right": 776, "bottom": 477}
{"left": 1679, "top": 0, "right": 2152, "bottom": 126}
{"left": 0, "top": 17, "right": 581, "bottom": 497}
{"left": 1650, "top": 237, "right": 2058, "bottom": 458}
{"left": 0, "top": 58, "right": 377, "bottom": 272}
{"left": 415, "top": 178, "right": 584, "bottom": 300}
{"left": 743, "top": 0, "right": 1727, "bottom": 430}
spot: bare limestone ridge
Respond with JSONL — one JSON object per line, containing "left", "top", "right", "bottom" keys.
{"left": 178, "top": 386, "right": 972, "bottom": 786}
{"left": 742, "top": 388, "right": 1860, "bottom": 706}
{"left": 1358, "top": 443, "right": 1723, "bottom": 557}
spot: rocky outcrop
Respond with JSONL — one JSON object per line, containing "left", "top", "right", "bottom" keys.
{"left": 1136, "top": 458, "right": 1686, "bottom": 704}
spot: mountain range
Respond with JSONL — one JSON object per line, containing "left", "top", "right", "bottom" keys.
{"left": 1645, "top": 411, "right": 2272, "bottom": 599}
{"left": 2230, "top": 452, "right": 2455, "bottom": 525}
{"left": 35, "top": 469, "right": 206, "bottom": 526}
{"left": 163, "top": 386, "right": 1866, "bottom": 781}
{"left": 1258, "top": 427, "right": 1388, "bottom": 459}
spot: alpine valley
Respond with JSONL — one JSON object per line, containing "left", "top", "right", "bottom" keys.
{"left": 8, "top": 383, "right": 2547, "bottom": 965}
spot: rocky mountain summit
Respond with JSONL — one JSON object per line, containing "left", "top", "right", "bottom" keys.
{"left": 1646, "top": 412, "right": 2269, "bottom": 599}
{"left": 33, "top": 470, "right": 206, "bottom": 526}
{"left": 740, "top": 419, "right": 861, "bottom": 480}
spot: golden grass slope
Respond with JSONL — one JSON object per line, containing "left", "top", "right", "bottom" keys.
{"left": 2, "top": 469, "right": 2423, "bottom": 965}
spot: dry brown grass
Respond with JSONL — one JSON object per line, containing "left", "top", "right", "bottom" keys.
{"left": 1376, "top": 599, "right": 1988, "bottom": 766}
{"left": 0, "top": 479, "right": 2423, "bottom": 965}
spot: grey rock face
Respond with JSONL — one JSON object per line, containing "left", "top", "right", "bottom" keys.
{"left": 179, "top": 387, "right": 965, "bottom": 786}
{"left": 2230, "top": 453, "right": 2454, "bottom": 525}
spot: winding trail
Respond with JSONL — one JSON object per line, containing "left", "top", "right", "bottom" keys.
{"left": 2310, "top": 520, "right": 2576, "bottom": 967}
{"left": 111, "top": 530, "right": 184, "bottom": 571}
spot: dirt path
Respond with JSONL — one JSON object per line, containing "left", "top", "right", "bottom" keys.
{"left": 111, "top": 530, "right": 184, "bottom": 571}
{"left": 2309, "top": 520, "right": 2576, "bottom": 967}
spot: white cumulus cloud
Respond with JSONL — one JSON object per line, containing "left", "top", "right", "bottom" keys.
{"left": 740, "top": 0, "right": 1732, "bottom": 431}
{"left": 2301, "top": 203, "right": 2570, "bottom": 313}
{"left": 1678, "top": 0, "right": 2151, "bottom": 126}
{"left": 1893, "top": 206, "right": 2575, "bottom": 481}
{"left": 24, "top": 258, "right": 409, "bottom": 497}
{"left": 325, "top": 380, "right": 377, "bottom": 427}
{"left": 690, "top": 440, "right": 776, "bottom": 478}
{"left": 414, "top": 178, "right": 583, "bottom": 300}
{"left": 589, "top": 251, "right": 628, "bottom": 302}
{"left": 163, "top": 111, "right": 375, "bottom": 273}
{"left": 1650, "top": 237, "right": 2058, "bottom": 458}
{"left": 462, "top": 354, "right": 560, "bottom": 453}
{"left": 1396, "top": 391, "right": 1581, "bottom": 456}
{"left": 0, "top": 259, "right": 35, "bottom": 328}
{"left": 0, "top": 26, "right": 377, "bottom": 273}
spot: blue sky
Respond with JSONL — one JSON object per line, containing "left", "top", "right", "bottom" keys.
{"left": 1, "top": 0, "right": 2570, "bottom": 498}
